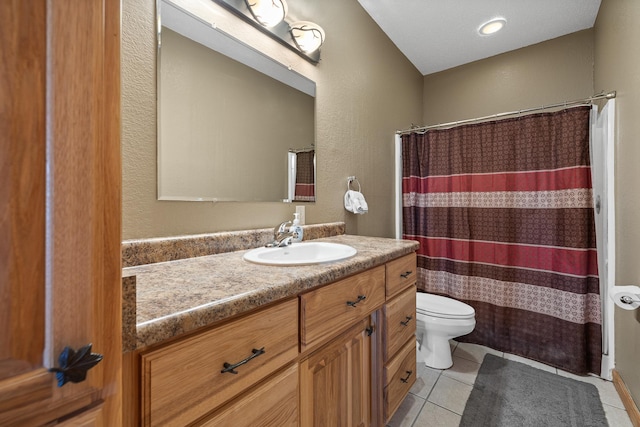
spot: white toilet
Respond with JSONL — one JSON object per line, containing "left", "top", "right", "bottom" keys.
{"left": 415, "top": 293, "right": 476, "bottom": 369}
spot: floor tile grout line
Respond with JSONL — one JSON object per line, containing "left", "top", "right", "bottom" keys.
{"left": 427, "top": 400, "right": 466, "bottom": 418}
{"left": 407, "top": 393, "right": 429, "bottom": 427}
{"left": 424, "top": 370, "right": 474, "bottom": 417}
{"left": 602, "top": 401, "right": 630, "bottom": 412}
{"left": 411, "top": 365, "right": 461, "bottom": 427}
{"left": 422, "top": 368, "right": 445, "bottom": 404}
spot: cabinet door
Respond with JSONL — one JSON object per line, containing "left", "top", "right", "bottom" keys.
{"left": 300, "top": 317, "right": 372, "bottom": 427}
{"left": 0, "top": 1, "right": 121, "bottom": 425}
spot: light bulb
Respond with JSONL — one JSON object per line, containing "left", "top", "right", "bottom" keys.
{"left": 245, "top": 0, "right": 288, "bottom": 28}
{"left": 290, "top": 21, "right": 325, "bottom": 54}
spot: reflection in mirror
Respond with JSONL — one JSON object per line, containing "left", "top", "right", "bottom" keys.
{"left": 287, "top": 148, "right": 315, "bottom": 202}
{"left": 158, "top": 0, "right": 316, "bottom": 202}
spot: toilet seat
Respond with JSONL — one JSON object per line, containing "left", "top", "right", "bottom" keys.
{"left": 416, "top": 293, "right": 475, "bottom": 319}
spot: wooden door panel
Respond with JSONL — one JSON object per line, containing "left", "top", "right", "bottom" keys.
{"left": 0, "top": 0, "right": 121, "bottom": 425}
{"left": 0, "top": 0, "right": 46, "bottom": 373}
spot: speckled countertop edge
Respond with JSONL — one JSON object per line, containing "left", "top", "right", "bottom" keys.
{"left": 125, "top": 235, "right": 418, "bottom": 350}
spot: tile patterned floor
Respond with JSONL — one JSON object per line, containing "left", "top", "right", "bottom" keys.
{"left": 387, "top": 341, "right": 634, "bottom": 427}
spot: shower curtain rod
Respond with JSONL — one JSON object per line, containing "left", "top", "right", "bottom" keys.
{"left": 396, "top": 91, "right": 616, "bottom": 135}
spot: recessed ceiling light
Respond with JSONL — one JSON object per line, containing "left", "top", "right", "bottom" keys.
{"left": 479, "top": 18, "right": 506, "bottom": 36}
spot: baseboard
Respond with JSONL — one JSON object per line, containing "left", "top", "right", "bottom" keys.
{"left": 613, "top": 369, "right": 640, "bottom": 427}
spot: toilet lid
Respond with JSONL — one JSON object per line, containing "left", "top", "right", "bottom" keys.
{"left": 416, "top": 293, "right": 475, "bottom": 319}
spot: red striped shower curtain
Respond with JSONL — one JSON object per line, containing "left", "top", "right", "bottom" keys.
{"left": 402, "top": 106, "right": 602, "bottom": 375}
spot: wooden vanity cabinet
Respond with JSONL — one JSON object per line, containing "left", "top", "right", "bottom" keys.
{"left": 128, "top": 252, "right": 417, "bottom": 426}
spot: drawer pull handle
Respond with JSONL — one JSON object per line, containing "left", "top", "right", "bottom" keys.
{"left": 400, "top": 271, "right": 413, "bottom": 278}
{"left": 365, "top": 326, "right": 375, "bottom": 336}
{"left": 400, "top": 315, "right": 413, "bottom": 326}
{"left": 400, "top": 370, "right": 413, "bottom": 383}
{"left": 346, "top": 295, "right": 367, "bottom": 307}
{"left": 221, "top": 347, "right": 265, "bottom": 375}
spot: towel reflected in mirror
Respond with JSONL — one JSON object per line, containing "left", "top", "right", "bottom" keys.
{"left": 289, "top": 150, "right": 315, "bottom": 202}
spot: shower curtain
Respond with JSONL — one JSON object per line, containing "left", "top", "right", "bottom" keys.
{"left": 402, "top": 106, "right": 602, "bottom": 375}
{"left": 293, "top": 150, "right": 315, "bottom": 202}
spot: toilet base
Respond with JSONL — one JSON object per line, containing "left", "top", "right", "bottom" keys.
{"left": 416, "top": 333, "right": 453, "bottom": 369}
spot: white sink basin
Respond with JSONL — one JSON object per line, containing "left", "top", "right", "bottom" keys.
{"left": 243, "top": 242, "right": 357, "bottom": 266}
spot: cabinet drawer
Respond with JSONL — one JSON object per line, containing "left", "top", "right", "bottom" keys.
{"left": 384, "top": 284, "right": 417, "bottom": 360}
{"left": 141, "top": 299, "right": 298, "bottom": 427}
{"left": 196, "top": 364, "right": 298, "bottom": 427}
{"left": 300, "top": 266, "right": 385, "bottom": 351}
{"left": 384, "top": 339, "right": 416, "bottom": 422}
{"left": 386, "top": 253, "right": 417, "bottom": 298}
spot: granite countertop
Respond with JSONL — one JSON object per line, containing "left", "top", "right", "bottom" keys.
{"left": 124, "top": 234, "right": 419, "bottom": 350}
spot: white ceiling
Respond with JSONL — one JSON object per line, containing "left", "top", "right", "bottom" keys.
{"left": 357, "top": 0, "right": 601, "bottom": 76}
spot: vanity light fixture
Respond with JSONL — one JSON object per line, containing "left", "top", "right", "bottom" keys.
{"left": 290, "top": 21, "right": 325, "bottom": 54}
{"left": 244, "top": 0, "right": 288, "bottom": 28}
{"left": 478, "top": 17, "right": 506, "bottom": 36}
{"left": 212, "top": 0, "right": 322, "bottom": 64}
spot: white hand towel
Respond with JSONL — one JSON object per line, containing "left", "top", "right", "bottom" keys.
{"left": 344, "top": 190, "right": 368, "bottom": 214}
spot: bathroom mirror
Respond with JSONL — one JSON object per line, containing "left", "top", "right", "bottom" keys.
{"left": 158, "top": 0, "right": 316, "bottom": 202}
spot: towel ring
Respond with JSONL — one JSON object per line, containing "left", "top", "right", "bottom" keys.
{"left": 347, "top": 176, "right": 361, "bottom": 192}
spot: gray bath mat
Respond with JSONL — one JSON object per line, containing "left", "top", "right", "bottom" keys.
{"left": 460, "top": 354, "right": 608, "bottom": 427}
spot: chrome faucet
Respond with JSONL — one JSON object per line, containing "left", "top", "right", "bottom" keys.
{"left": 266, "top": 221, "right": 298, "bottom": 247}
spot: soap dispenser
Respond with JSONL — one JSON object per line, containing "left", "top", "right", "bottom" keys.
{"left": 291, "top": 212, "right": 303, "bottom": 243}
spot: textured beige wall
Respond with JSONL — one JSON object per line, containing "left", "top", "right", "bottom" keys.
{"left": 122, "top": 0, "right": 423, "bottom": 239}
{"left": 422, "top": 30, "right": 594, "bottom": 125}
{"left": 595, "top": 0, "right": 640, "bottom": 408}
